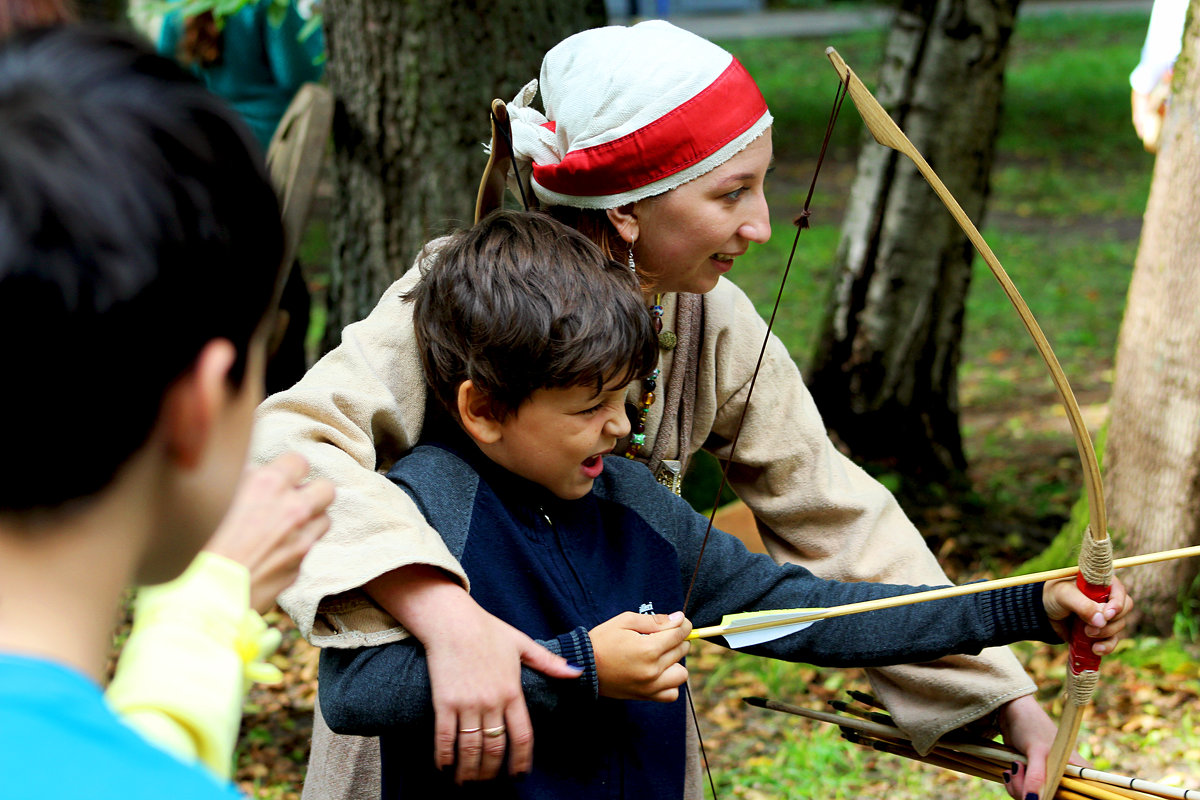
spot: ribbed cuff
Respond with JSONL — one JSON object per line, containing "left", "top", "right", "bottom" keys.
{"left": 553, "top": 626, "right": 599, "bottom": 700}
{"left": 982, "top": 583, "right": 1060, "bottom": 643}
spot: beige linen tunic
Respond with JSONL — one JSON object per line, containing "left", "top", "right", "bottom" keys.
{"left": 254, "top": 250, "right": 1035, "bottom": 799}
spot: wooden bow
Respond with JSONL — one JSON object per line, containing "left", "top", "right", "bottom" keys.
{"left": 824, "top": 47, "right": 1113, "bottom": 798}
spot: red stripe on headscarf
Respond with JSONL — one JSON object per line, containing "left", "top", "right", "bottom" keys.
{"left": 532, "top": 58, "right": 767, "bottom": 198}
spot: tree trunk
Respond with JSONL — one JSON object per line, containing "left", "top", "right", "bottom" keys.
{"left": 320, "top": 0, "right": 604, "bottom": 352}
{"left": 807, "top": 0, "right": 1018, "bottom": 488}
{"left": 1105, "top": 3, "right": 1200, "bottom": 635}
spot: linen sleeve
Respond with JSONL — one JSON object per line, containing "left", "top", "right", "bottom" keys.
{"left": 254, "top": 250, "right": 470, "bottom": 648}
{"left": 688, "top": 278, "right": 1038, "bottom": 753}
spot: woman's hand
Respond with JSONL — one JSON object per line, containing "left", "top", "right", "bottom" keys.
{"left": 998, "top": 572, "right": 1132, "bottom": 800}
{"left": 202, "top": 452, "right": 334, "bottom": 613}
{"left": 590, "top": 611, "right": 691, "bottom": 702}
{"left": 365, "top": 565, "right": 582, "bottom": 783}
{"left": 997, "top": 694, "right": 1094, "bottom": 800}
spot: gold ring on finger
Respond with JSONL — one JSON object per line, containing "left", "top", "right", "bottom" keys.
{"left": 483, "top": 725, "right": 506, "bottom": 738}
{"left": 458, "top": 727, "right": 481, "bottom": 734}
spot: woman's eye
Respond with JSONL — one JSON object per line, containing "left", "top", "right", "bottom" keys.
{"left": 724, "top": 187, "right": 746, "bottom": 201}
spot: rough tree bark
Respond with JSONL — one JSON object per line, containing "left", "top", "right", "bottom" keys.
{"left": 1104, "top": 3, "right": 1200, "bottom": 634}
{"left": 807, "top": 0, "right": 1018, "bottom": 487}
{"left": 320, "top": 0, "right": 604, "bottom": 352}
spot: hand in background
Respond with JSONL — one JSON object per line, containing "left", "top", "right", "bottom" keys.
{"left": 1131, "top": 87, "right": 1167, "bottom": 153}
{"left": 203, "top": 452, "right": 334, "bottom": 613}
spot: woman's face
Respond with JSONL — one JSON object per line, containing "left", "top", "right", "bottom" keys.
{"left": 630, "top": 129, "right": 773, "bottom": 295}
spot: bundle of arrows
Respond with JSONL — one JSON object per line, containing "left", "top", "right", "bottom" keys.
{"left": 745, "top": 692, "right": 1199, "bottom": 800}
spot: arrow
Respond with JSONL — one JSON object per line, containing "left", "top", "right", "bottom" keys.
{"left": 688, "top": 544, "right": 1200, "bottom": 644}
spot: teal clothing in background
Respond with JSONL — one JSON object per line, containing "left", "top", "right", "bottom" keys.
{"left": 158, "top": 0, "right": 324, "bottom": 153}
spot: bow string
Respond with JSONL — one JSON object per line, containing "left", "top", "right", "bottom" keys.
{"left": 822, "top": 47, "right": 1112, "bottom": 797}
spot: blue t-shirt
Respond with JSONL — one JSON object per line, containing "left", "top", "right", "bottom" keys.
{"left": 0, "top": 653, "right": 243, "bottom": 800}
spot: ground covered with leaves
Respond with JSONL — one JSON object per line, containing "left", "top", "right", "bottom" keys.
{"left": 223, "top": 404, "right": 1200, "bottom": 798}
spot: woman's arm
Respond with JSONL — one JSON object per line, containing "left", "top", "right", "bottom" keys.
{"left": 317, "top": 625, "right": 596, "bottom": 737}
{"left": 363, "top": 566, "right": 582, "bottom": 781}
{"left": 252, "top": 266, "right": 468, "bottom": 646}
{"left": 684, "top": 278, "right": 1040, "bottom": 752}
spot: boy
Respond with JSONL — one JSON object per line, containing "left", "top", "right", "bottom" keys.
{"left": 319, "top": 211, "right": 1129, "bottom": 799}
{"left": 0, "top": 25, "right": 321, "bottom": 798}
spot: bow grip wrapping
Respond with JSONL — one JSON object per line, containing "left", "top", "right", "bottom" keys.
{"left": 1065, "top": 528, "right": 1113, "bottom": 700}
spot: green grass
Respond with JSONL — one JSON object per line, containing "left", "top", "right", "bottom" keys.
{"left": 689, "top": 13, "right": 1152, "bottom": 798}
{"left": 713, "top": 13, "right": 1150, "bottom": 391}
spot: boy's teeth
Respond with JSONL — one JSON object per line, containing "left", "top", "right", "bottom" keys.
{"left": 713, "top": 254, "right": 733, "bottom": 262}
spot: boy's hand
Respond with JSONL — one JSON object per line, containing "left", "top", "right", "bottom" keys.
{"left": 1042, "top": 575, "right": 1133, "bottom": 656}
{"left": 591, "top": 611, "right": 691, "bottom": 702}
{"left": 203, "top": 452, "right": 334, "bottom": 613}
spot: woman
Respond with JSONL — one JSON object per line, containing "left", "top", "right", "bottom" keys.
{"left": 255, "top": 21, "right": 1083, "bottom": 800}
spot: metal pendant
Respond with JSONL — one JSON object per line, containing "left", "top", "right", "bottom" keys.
{"left": 655, "top": 460, "right": 683, "bottom": 495}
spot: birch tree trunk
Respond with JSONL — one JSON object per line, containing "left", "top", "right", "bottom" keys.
{"left": 1105, "top": 3, "right": 1200, "bottom": 634}
{"left": 320, "top": 0, "right": 603, "bottom": 351}
{"left": 808, "top": 0, "right": 1018, "bottom": 487}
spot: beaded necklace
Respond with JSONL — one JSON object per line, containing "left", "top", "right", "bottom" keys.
{"left": 624, "top": 294, "right": 665, "bottom": 459}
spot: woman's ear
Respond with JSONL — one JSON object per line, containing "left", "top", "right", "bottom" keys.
{"left": 457, "top": 380, "right": 503, "bottom": 444}
{"left": 606, "top": 204, "right": 640, "bottom": 245}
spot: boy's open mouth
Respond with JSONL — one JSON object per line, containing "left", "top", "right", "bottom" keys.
{"left": 581, "top": 453, "right": 605, "bottom": 479}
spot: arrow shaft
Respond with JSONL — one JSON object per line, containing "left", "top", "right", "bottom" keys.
{"left": 688, "top": 544, "right": 1200, "bottom": 641}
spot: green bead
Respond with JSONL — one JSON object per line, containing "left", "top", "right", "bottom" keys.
{"left": 630, "top": 432, "right": 646, "bottom": 446}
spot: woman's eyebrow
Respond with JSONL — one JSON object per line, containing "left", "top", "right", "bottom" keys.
{"left": 719, "top": 158, "right": 776, "bottom": 184}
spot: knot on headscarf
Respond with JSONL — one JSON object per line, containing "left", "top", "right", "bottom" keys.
{"left": 504, "top": 79, "right": 559, "bottom": 205}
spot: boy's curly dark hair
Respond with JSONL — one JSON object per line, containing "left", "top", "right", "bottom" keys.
{"left": 408, "top": 210, "right": 658, "bottom": 421}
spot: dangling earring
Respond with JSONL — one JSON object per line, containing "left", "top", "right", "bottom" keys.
{"left": 627, "top": 242, "right": 637, "bottom": 276}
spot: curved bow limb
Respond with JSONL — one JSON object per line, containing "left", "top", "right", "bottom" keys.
{"left": 824, "top": 48, "right": 1113, "bottom": 798}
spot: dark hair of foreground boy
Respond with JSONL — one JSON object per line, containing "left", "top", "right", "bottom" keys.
{"left": 407, "top": 210, "right": 658, "bottom": 420}
{"left": 0, "top": 25, "right": 284, "bottom": 512}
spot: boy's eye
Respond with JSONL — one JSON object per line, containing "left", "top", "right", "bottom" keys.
{"left": 578, "top": 403, "right": 603, "bottom": 415}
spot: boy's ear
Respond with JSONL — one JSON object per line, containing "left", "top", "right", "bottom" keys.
{"left": 160, "top": 339, "right": 238, "bottom": 468}
{"left": 606, "top": 204, "right": 640, "bottom": 245}
{"left": 456, "top": 380, "right": 503, "bottom": 445}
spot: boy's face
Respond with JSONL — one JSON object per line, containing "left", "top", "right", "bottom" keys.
{"left": 486, "top": 377, "right": 632, "bottom": 500}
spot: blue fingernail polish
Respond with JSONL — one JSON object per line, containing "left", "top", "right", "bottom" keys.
{"left": 1003, "top": 773, "right": 1011, "bottom": 784}
{"left": 1026, "top": 793, "right": 1039, "bottom": 800}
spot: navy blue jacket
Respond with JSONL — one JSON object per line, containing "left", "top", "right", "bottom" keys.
{"left": 320, "top": 429, "right": 1058, "bottom": 799}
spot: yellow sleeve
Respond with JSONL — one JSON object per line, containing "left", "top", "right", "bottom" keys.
{"left": 105, "top": 552, "right": 283, "bottom": 778}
